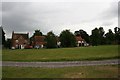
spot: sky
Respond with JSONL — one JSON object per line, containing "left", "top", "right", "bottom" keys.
{"left": 1, "top": 0, "right": 119, "bottom": 38}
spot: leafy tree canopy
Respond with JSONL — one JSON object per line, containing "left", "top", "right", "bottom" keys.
{"left": 46, "top": 31, "right": 57, "bottom": 48}
{"left": 33, "top": 30, "right": 42, "bottom": 36}
{"left": 60, "top": 30, "right": 76, "bottom": 47}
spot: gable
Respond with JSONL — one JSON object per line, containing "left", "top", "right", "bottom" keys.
{"left": 12, "top": 33, "right": 28, "bottom": 40}
{"left": 17, "top": 35, "right": 25, "bottom": 40}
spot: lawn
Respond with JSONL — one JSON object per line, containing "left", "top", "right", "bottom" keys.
{"left": 2, "top": 45, "right": 119, "bottom": 62}
{"left": 2, "top": 65, "right": 119, "bottom": 78}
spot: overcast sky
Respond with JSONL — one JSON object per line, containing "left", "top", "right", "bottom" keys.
{"left": 1, "top": 0, "right": 119, "bottom": 38}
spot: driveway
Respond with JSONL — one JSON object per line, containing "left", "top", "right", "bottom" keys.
{"left": 2, "top": 59, "right": 120, "bottom": 68}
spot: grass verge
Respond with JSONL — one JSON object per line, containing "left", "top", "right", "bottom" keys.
{"left": 2, "top": 45, "right": 119, "bottom": 62}
{"left": 2, "top": 65, "right": 119, "bottom": 78}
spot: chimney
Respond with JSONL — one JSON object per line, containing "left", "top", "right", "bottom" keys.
{"left": 27, "top": 32, "right": 29, "bottom": 39}
{"left": 12, "top": 31, "right": 14, "bottom": 34}
{"left": 12, "top": 31, "right": 14, "bottom": 39}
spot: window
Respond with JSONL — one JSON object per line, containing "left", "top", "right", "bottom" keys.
{"left": 16, "top": 40, "right": 19, "bottom": 43}
{"left": 78, "top": 41, "right": 81, "bottom": 43}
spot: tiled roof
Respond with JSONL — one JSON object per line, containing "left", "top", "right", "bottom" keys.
{"left": 12, "top": 33, "right": 29, "bottom": 40}
{"left": 75, "top": 36, "right": 84, "bottom": 41}
{"left": 34, "top": 36, "right": 45, "bottom": 42}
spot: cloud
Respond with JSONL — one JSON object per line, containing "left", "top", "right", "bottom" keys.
{"left": 2, "top": 2, "right": 93, "bottom": 37}
{"left": 0, "top": 2, "right": 2, "bottom": 25}
{"left": 102, "top": 3, "right": 117, "bottom": 19}
{"left": 2, "top": 1, "right": 118, "bottom": 38}
{"left": 98, "top": 2, "right": 118, "bottom": 26}
{"left": 81, "top": 2, "right": 118, "bottom": 27}
{"left": 2, "top": 2, "right": 39, "bottom": 37}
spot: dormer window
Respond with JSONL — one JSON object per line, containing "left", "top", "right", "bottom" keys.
{"left": 16, "top": 40, "right": 19, "bottom": 43}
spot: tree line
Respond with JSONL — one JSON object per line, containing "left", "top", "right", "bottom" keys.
{"left": 30, "top": 27, "right": 120, "bottom": 48}
{"left": 75, "top": 27, "right": 120, "bottom": 46}
{"left": 2, "top": 27, "right": 120, "bottom": 49}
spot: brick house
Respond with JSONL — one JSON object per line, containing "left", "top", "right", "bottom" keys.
{"left": 75, "top": 36, "right": 85, "bottom": 47}
{"left": 11, "top": 31, "right": 29, "bottom": 49}
{"left": 31, "top": 36, "right": 47, "bottom": 48}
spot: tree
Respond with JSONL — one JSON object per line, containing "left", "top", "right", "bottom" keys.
{"left": 4, "top": 38, "right": 11, "bottom": 49}
{"left": 0, "top": 27, "right": 5, "bottom": 46}
{"left": 74, "top": 31, "right": 80, "bottom": 36}
{"left": 33, "top": 30, "right": 42, "bottom": 36}
{"left": 91, "top": 28, "right": 100, "bottom": 46}
{"left": 74, "top": 29, "right": 90, "bottom": 43}
{"left": 105, "top": 29, "right": 115, "bottom": 44}
{"left": 46, "top": 31, "right": 57, "bottom": 48}
{"left": 60, "top": 30, "right": 76, "bottom": 47}
{"left": 114, "top": 27, "right": 120, "bottom": 44}
{"left": 90, "top": 27, "right": 106, "bottom": 45}
{"left": 98, "top": 27, "right": 105, "bottom": 45}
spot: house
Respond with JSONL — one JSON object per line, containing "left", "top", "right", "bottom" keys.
{"left": 11, "top": 31, "right": 29, "bottom": 49}
{"left": 56, "top": 36, "right": 61, "bottom": 48}
{"left": 31, "top": 36, "right": 46, "bottom": 48}
{"left": 75, "top": 36, "right": 86, "bottom": 47}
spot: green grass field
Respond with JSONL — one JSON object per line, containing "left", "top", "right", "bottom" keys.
{"left": 2, "top": 45, "right": 119, "bottom": 62}
{"left": 2, "top": 65, "right": 119, "bottom": 78}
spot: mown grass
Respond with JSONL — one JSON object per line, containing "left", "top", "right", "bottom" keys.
{"left": 2, "top": 45, "right": 119, "bottom": 62}
{"left": 2, "top": 65, "right": 119, "bottom": 78}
